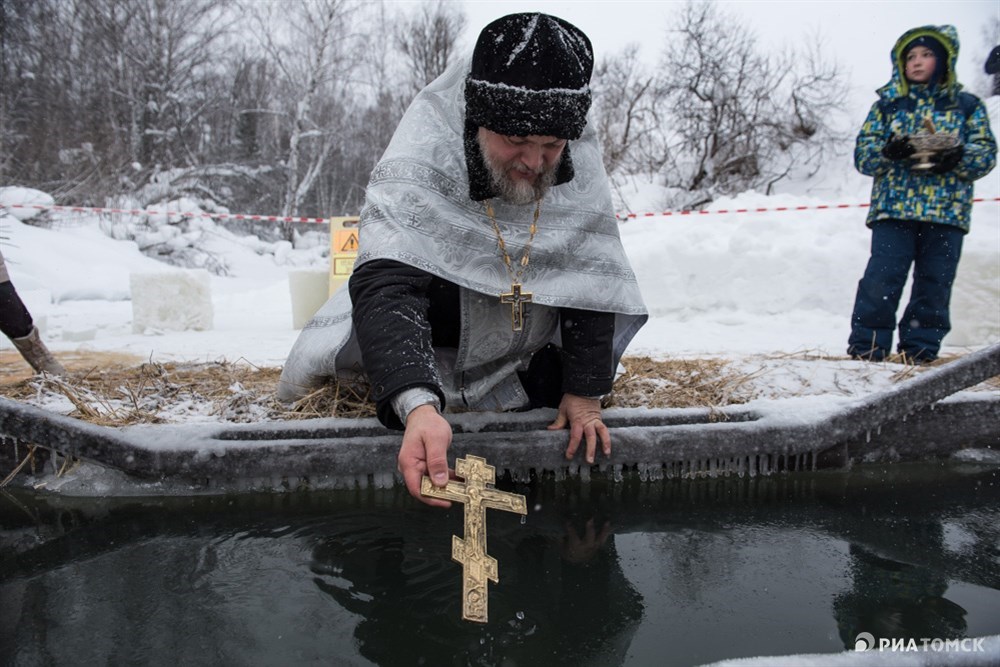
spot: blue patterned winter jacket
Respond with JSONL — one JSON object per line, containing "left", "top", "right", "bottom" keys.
{"left": 855, "top": 25, "right": 996, "bottom": 233}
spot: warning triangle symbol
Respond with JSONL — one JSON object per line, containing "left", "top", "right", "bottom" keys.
{"left": 340, "top": 233, "right": 358, "bottom": 252}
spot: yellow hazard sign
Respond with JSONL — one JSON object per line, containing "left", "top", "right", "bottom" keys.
{"left": 329, "top": 216, "right": 360, "bottom": 295}
{"left": 335, "top": 229, "right": 359, "bottom": 253}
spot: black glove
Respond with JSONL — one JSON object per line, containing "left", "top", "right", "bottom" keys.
{"left": 881, "top": 134, "right": 915, "bottom": 160}
{"left": 930, "top": 144, "right": 964, "bottom": 174}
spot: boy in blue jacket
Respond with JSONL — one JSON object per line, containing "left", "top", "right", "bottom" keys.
{"left": 848, "top": 25, "right": 996, "bottom": 363}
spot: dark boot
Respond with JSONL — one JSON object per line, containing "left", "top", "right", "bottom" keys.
{"left": 10, "top": 326, "right": 67, "bottom": 375}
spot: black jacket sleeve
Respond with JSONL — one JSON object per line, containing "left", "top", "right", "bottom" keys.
{"left": 559, "top": 308, "right": 616, "bottom": 397}
{"left": 348, "top": 259, "right": 446, "bottom": 430}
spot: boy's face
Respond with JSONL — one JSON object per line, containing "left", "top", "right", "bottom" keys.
{"left": 905, "top": 46, "right": 937, "bottom": 84}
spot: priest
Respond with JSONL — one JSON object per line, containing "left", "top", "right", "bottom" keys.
{"left": 279, "top": 13, "right": 647, "bottom": 505}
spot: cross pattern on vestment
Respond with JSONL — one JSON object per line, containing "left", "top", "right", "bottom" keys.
{"left": 420, "top": 455, "right": 527, "bottom": 623}
{"left": 499, "top": 282, "right": 532, "bottom": 332}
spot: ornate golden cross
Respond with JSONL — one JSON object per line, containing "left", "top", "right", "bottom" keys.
{"left": 499, "top": 282, "right": 532, "bottom": 332}
{"left": 420, "top": 455, "right": 527, "bottom": 623}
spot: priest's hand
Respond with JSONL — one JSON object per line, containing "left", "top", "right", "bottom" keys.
{"left": 548, "top": 393, "right": 611, "bottom": 464}
{"left": 399, "top": 404, "right": 453, "bottom": 507}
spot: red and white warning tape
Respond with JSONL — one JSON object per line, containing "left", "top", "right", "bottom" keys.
{"left": 4, "top": 197, "right": 999, "bottom": 224}
{"left": 615, "top": 196, "right": 1000, "bottom": 220}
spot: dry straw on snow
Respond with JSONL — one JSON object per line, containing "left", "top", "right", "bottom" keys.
{"left": 1, "top": 353, "right": 766, "bottom": 427}
{"left": 2, "top": 349, "right": 991, "bottom": 430}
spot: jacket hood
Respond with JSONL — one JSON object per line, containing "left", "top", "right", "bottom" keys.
{"left": 878, "top": 25, "right": 960, "bottom": 100}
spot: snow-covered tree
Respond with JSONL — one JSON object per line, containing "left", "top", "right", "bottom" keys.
{"left": 651, "top": 1, "right": 847, "bottom": 208}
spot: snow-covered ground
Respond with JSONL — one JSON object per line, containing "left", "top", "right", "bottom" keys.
{"left": 2, "top": 106, "right": 999, "bottom": 667}
{"left": 1, "top": 99, "right": 999, "bottom": 411}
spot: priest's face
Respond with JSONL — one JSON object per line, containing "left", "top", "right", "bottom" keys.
{"left": 477, "top": 127, "right": 566, "bottom": 205}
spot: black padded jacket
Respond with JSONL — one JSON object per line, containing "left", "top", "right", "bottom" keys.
{"left": 348, "top": 259, "right": 616, "bottom": 429}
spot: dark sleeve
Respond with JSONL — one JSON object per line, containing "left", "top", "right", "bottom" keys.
{"left": 0, "top": 280, "right": 35, "bottom": 339}
{"left": 348, "top": 259, "right": 446, "bottom": 430}
{"left": 986, "top": 46, "right": 1000, "bottom": 75}
{"left": 559, "top": 308, "right": 616, "bottom": 397}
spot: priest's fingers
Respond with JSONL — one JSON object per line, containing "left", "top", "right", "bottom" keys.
{"left": 398, "top": 448, "right": 448, "bottom": 508}
{"left": 564, "top": 419, "right": 584, "bottom": 461}
{"left": 581, "top": 418, "right": 610, "bottom": 463}
{"left": 597, "top": 419, "right": 611, "bottom": 457}
{"left": 547, "top": 410, "right": 569, "bottom": 431}
{"left": 400, "top": 407, "right": 452, "bottom": 507}
{"left": 583, "top": 421, "right": 598, "bottom": 464}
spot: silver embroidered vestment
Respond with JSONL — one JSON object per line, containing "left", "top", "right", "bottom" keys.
{"left": 278, "top": 57, "right": 647, "bottom": 411}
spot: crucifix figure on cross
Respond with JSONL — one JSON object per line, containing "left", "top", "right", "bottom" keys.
{"left": 499, "top": 282, "right": 532, "bottom": 332}
{"left": 420, "top": 454, "right": 527, "bottom": 623}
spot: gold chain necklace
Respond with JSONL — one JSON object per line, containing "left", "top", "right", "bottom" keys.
{"left": 485, "top": 198, "right": 540, "bottom": 332}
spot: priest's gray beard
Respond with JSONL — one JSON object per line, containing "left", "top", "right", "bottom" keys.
{"left": 479, "top": 139, "right": 560, "bottom": 205}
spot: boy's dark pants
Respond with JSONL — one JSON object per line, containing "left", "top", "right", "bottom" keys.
{"left": 848, "top": 219, "right": 964, "bottom": 362}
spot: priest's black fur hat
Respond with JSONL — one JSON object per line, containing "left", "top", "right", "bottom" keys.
{"left": 464, "top": 13, "right": 594, "bottom": 201}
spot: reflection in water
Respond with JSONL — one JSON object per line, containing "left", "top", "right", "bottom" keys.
{"left": 307, "top": 481, "right": 643, "bottom": 665}
{"left": 822, "top": 467, "right": 998, "bottom": 650}
{"left": 1, "top": 462, "right": 998, "bottom": 666}
{"left": 834, "top": 544, "right": 967, "bottom": 647}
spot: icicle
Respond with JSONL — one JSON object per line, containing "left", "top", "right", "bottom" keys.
{"left": 579, "top": 465, "right": 590, "bottom": 483}
{"left": 612, "top": 464, "right": 623, "bottom": 483}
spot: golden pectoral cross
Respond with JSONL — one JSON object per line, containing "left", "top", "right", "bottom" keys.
{"left": 420, "top": 455, "right": 527, "bottom": 623}
{"left": 499, "top": 282, "right": 532, "bottom": 332}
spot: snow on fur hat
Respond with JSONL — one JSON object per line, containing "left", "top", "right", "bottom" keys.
{"left": 465, "top": 13, "right": 594, "bottom": 139}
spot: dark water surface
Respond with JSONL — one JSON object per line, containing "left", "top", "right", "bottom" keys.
{"left": 2, "top": 462, "right": 998, "bottom": 666}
